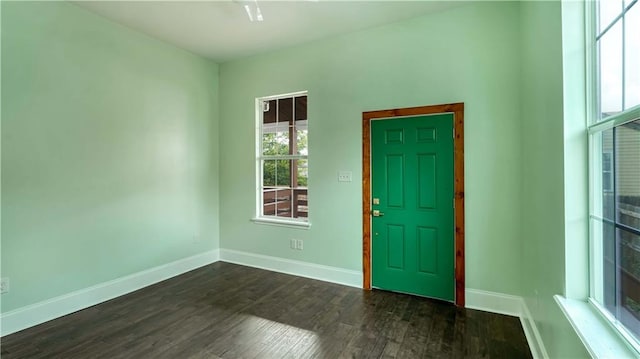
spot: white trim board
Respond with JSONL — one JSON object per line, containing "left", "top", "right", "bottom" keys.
{"left": 219, "top": 249, "right": 362, "bottom": 288}
{"left": 520, "top": 299, "right": 551, "bottom": 359}
{"left": 465, "top": 288, "right": 523, "bottom": 317}
{"left": 0, "top": 250, "right": 219, "bottom": 337}
{"left": 555, "top": 296, "right": 637, "bottom": 359}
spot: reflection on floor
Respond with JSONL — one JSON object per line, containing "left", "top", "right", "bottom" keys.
{"left": 1, "top": 262, "right": 532, "bottom": 358}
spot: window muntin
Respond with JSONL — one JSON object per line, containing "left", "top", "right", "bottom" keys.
{"left": 257, "top": 92, "right": 308, "bottom": 222}
{"left": 593, "top": 121, "right": 640, "bottom": 343}
{"left": 598, "top": 0, "right": 623, "bottom": 33}
{"left": 591, "top": 0, "right": 640, "bottom": 348}
{"left": 596, "top": 0, "right": 639, "bottom": 121}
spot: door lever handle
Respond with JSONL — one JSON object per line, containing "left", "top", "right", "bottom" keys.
{"left": 372, "top": 210, "right": 384, "bottom": 217}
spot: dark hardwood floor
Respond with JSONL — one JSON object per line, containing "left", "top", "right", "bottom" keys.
{"left": 1, "top": 262, "right": 532, "bottom": 358}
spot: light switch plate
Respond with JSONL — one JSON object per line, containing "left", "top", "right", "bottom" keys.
{"left": 338, "top": 171, "right": 352, "bottom": 182}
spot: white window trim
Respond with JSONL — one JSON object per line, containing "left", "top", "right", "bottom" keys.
{"left": 582, "top": 0, "right": 640, "bottom": 355}
{"left": 592, "top": 0, "right": 640, "bottom": 124}
{"left": 584, "top": 113, "right": 640, "bottom": 357}
{"left": 556, "top": 295, "right": 638, "bottom": 358}
{"left": 250, "top": 217, "right": 311, "bottom": 229}
{"left": 589, "top": 105, "right": 640, "bottom": 134}
{"left": 254, "top": 91, "right": 310, "bottom": 228}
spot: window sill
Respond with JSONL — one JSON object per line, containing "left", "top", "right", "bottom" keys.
{"left": 554, "top": 295, "right": 638, "bottom": 358}
{"left": 251, "top": 217, "right": 311, "bottom": 229}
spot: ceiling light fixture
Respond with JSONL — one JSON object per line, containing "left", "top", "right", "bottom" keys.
{"left": 241, "top": 0, "right": 263, "bottom": 22}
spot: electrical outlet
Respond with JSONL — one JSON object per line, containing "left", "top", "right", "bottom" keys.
{"left": 291, "top": 239, "right": 303, "bottom": 250}
{"left": 1, "top": 277, "right": 9, "bottom": 294}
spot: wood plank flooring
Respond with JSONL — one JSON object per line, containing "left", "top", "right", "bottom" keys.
{"left": 1, "top": 262, "right": 532, "bottom": 358}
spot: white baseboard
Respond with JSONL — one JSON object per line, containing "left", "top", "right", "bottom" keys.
{"left": 465, "top": 288, "right": 524, "bottom": 317}
{"left": 465, "top": 288, "right": 548, "bottom": 359}
{"left": 520, "top": 300, "right": 550, "bottom": 359}
{"left": 219, "top": 249, "right": 362, "bottom": 288}
{"left": 0, "top": 250, "right": 219, "bottom": 337}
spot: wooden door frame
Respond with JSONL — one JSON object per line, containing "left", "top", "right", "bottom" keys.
{"left": 362, "top": 102, "right": 465, "bottom": 306}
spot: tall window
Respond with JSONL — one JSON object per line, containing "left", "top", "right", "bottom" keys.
{"left": 256, "top": 92, "right": 309, "bottom": 223}
{"left": 590, "top": 0, "right": 640, "bottom": 349}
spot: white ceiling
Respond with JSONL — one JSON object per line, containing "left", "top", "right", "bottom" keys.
{"left": 73, "top": 1, "right": 465, "bottom": 63}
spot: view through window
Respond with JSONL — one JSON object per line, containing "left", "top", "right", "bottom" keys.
{"left": 591, "top": 0, "right": 640, "bottom": 347}
{"left": 595, "top": 121, "right": 640, "bottom": 341}
{"left": 257, "top": 92, "right": 308, "bottom": 222}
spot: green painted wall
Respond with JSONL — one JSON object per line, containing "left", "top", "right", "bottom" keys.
{"left": 1, "top": 2, "right": 220, "bottom": 312}
{"left": 519, "top": 1, "right": 589, "bottom": 357}
{"left": 0, "top": 2, "right": 594, "bottom": 356}
{"left": 219, "top": 2, "right": 524, "bottom": 295}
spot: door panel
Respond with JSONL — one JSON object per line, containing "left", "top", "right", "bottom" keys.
{"left": 386, "top": 154, "right": 405, "bottom": 208}
{"left": 417, "top": 226, "right": 438, "bottom": 274}
{"left": 417, "top": 154, "right": 437, "bottom": 209}
{"left": 371, "top": 114, "right": 454, "bottom": 301}
{"left": 386, "top": 224, "right": 405, "bottom": 269}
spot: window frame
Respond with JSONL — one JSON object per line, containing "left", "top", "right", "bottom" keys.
{"left": 592, "top": 0, "right": 640, "bottom": 123}
{"left": 588, "top": 0, "right": 640, "bottom": 353}
{"left": 252, "top": 90, "right": 310, "bottom": 229}
{"left": 589, "top": 121, "right": 640, "bottom": 352}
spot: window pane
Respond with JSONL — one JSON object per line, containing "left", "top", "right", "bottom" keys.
{"left": 295, "top": 96, "right": 308, "bottom": 156}
{"left": 619, "top": 228, "right": 640, "bottom": 341}
{"left": 262, "top": 132, "right": 276, "bottom": 155}
{"left": 276, "top": 189, "right": 292, "bottom": 218}
{"left": 296, "top": 126, "right": 308, "bottom": 156}
{"left": 616, "top": 120, "right": 640, "bottom": 231}
{"left": 275, "top": 130, "right": 289, "bottom": 155}
{"left": 294, "top": 188, "right": 308, "bottom": 219}
{"left": 603, "top": 219, "right": 617, "bottom": 313}
{"left": 263, "top": 99, "right": 290, "bottom": 155}
{"left": 600, "top": 20, "right": 624, "bottom": 119}
{"left": 263, "top": 160, "right": 276, "bottom": 187}
{"left": 263, "top": 159, "right": 293, "bottom": 189}
{"left": 278, "top": 97, "right": 293, "bottom": 124}
{"left": 295, "top": 96, "right": 307, "bottom": 121}
{"left": 603, "top": 129, "right": 616, "bottom": 220}
{"left": 603, "top": 152, "right": 614, "bottom": 192}
{"left": 263, "top": 99, "right": 276, "bottom": 124}
{"left": 599, "top": 0, "right": 623, "bottom": 34}
{"left": 263, "top": 188, "right": 276, "bottom": 204}
{"left": 276, "top": 98, "right": 291, "bottom": 155}
{"left": 262, "top": 129, "right": 289, "bottom": 155}
{"left": 595, "top": 121, "right": 640, "bottom": 343}
{"left": 625, "top": 3, "right": 640, "bottom": 110}
{"left": 276, "top": 160, "right": 290, "bottom": 187}
{"left": 263, "top": 202, "right": 276, "bottom": 216}
{"left": 297, "top": 159, "right": 308, "bottom": 188}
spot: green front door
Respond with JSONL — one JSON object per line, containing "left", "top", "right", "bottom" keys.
{"left": 371, "top": 114, "right": 454, "bottom": 301}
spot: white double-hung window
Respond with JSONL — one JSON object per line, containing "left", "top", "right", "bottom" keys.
{"left": 255, "top": 91, "right": 309, "bottom": 227}
{"left": 589, "top": 0, "right": 640, "bottom": 349}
